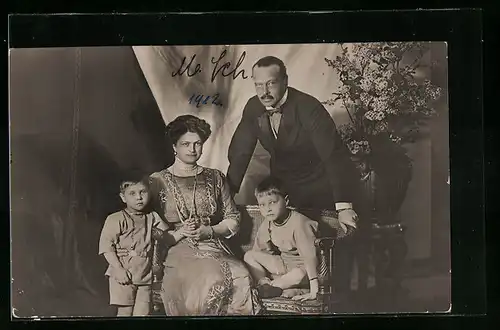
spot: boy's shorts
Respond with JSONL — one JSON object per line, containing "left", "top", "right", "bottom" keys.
{"left": 270, "top": 255, "right": 306, "bottom": 276}
{"left": 272, "top": 255, "right": 309, "bottom": 287}
{"left": 108, "top": 277, "right": 152, "bottom": 306}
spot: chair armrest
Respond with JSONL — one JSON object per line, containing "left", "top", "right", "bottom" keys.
{"left": 151, "top": 229, "right": 166, "bottom": 283}
{"left": 315, "top": 237, "right": 336, "bottom": 248}
{"left": 150, "top": 235, "right": 166, "bottom": 314}
{"left": 371, "top": 223, "right": 406, "bottom": 239}
{"left": 314, "top": 237, "right": 336, "bottom": 296}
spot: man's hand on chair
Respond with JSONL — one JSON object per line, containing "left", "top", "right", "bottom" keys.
{"left": 338, "top": 208, "right": 358, "bottom": 234}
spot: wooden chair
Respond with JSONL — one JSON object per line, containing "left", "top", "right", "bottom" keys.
{"left": 150, "top": 205, "right": 353, "bottom": 315}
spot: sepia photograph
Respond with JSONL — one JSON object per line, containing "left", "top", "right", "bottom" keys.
{"left": 9, "top": 42, "right": 450, "bottom": 317}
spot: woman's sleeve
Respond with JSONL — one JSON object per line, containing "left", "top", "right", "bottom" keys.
{"left": 216, "top": 170, "right": 241, "bottom": 239}
{"left": 148, "top": 173, "right": 168, "bottom": 223}
{"left": 152, "top": 211, "right": 169, "bottom": 231}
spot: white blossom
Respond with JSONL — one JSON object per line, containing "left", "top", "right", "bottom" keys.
{"left": 360, "top": 93, "right": 373, "bottom": 107}
{"left": 360, "top": 79, "right": 373, "bottom": 92}
{"left": 390, "top": 134, "right": 402, "bottom": 144}
{"left": 339, "top": 85, "right": 350, "bottom": 94}
{"left": 383, "top": 69, "right": 395, "bottom": 80}
{"left": 372, "top": 96, "right": 390, "bottom": 112}
{"left": 374, "top": 77, "right": 389, "bottom": 91}
{"left": 365, "top": 110, "right": 386, "bottom": 121}
{"left": 386, "top": 85, "right": 398, "bottom": 95}
{"left": 324, "top": 42, "right": 441, "bottom": 147}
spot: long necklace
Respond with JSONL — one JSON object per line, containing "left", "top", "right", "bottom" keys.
{"left": 172, "top": 167, "right": 199, "bottom": 247}
{"left": 172, "top": 165, "right": 198, "bottom": 225}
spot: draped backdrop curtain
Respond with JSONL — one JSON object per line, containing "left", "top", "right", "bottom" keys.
{"left": 133, "top": 44, "right": 347, "bottom": 204}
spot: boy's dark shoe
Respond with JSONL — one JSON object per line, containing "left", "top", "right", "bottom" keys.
{"left": 257, "top": 283, "right": 283, "bottom": 298}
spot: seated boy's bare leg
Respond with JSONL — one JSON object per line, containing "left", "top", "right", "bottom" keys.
{"left": 281, "top": 288, "right": 308, "bottom": 298}
{"left": 271, "top": 268, "right": 307, "bottom": 290}
{"left": 244, "top": 250, "right": 286, "bottom": 284}
{"left": 116, "top": 306, "right": 133, "bottom": 316}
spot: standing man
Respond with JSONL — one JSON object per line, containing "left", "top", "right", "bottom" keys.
{"left": 227, "top": 56, "right": 361, "bottom": 294}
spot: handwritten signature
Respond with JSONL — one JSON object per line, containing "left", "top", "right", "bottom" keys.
{"left": 189, "top": 93, "right": 224, "bottom": 108}
{"left": 172, "top": 50, "right": 248, "bottom": 83}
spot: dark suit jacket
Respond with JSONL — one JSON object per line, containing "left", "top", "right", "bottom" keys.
{"left": 227, "top": 87, "right": 359, "bottom": 209}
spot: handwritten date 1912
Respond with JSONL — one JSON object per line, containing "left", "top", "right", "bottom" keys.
{"left": 189, "top": 93, "right": 223, "bottom": 108}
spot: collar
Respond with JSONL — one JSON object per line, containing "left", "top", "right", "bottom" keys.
{"left": 265, "top": 88, "right": 289, "bottom": 110}
{"left": 124, "top": 209, "right": 146, "bottom": 217}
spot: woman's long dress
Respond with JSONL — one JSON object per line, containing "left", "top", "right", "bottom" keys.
{"left": 149, "top": 167, "right": 262, "bottom": 316}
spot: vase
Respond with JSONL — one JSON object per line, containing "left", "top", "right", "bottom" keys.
{"left": 350, "top": 142, "right": 412, "bottom": 298}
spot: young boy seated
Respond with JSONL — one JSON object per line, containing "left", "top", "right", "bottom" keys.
{"left": 98, "top": 170, "right": 169, "bottom": 316}
{"left": 244, "top": 176, "right": 320, "bottom": 302}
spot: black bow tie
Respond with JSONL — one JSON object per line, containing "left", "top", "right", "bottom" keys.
{"left": 266, "top": 108, "right": 282, "bottom": 116}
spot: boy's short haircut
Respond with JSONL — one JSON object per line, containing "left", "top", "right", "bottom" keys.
{"left": 254, "top": 176, "right": 287, "bottom": 198}
{"left": 120, "top": 169, "right": 150, "bottom": 193}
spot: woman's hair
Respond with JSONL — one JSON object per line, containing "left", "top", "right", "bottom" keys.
{"left": 165, "top": 115, "right": 212, "bottom": 145}
{"left": 254, "top": 176, "right": 287, "bottom": 198}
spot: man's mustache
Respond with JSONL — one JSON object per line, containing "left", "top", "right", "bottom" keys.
{"left": 261, "top": 95, "right": 274, "bottom": 100}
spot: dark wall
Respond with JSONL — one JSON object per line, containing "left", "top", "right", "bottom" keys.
{"left": 10, "top": 47, "right": 172, "bottom": 317}
{"left": 429, "top": 43, "right": 450, "bottom": 270}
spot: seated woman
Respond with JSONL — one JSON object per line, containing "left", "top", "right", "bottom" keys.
{"left": 148, "top": 114, "right": 262, "bottom": 316}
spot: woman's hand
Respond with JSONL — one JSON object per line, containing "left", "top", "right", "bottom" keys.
{"left": 338, "top": 209, "right": 358, "bottom": 234}
{"left": 151, "top": 227, "right": 164, "bottom": 241}
{"left": 183, "top": 219, "right": 198, "bottom": 232}
{"left": 191, "top": 225, "right": 214, "bottom": 241}
{"left": 176, "top": 220, "right": 198, "bottom": 239}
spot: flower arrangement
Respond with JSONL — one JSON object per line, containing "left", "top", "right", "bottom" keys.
{"left": 324, "top": 42, "right": 443, "bottom": 157}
